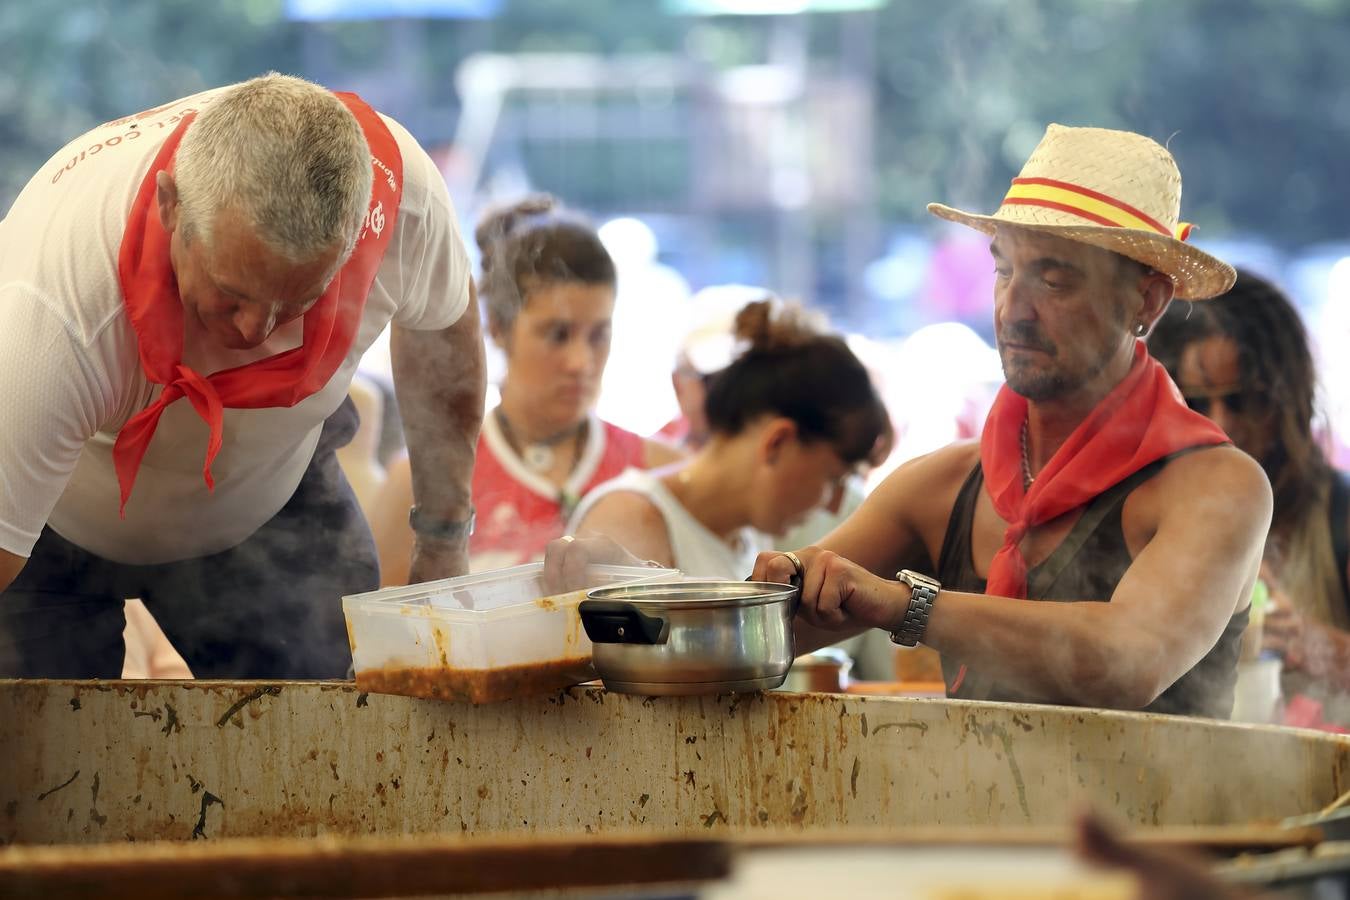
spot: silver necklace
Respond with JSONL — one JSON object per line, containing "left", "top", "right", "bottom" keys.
{"left": 496, "top": 408, "right": 585, "bottom": 475}
{"left": 1020, "top": 417, "right": 1035, "bottom": 490}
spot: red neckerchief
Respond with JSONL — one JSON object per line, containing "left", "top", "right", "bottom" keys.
{"left": 113, "top": 92, "right": 401, "bottom": 515}
{"left": 949, "top": 340, "right": 1228, "bottom": 692}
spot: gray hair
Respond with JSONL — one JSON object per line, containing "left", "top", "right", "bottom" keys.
{"left": 174, "top": 73, "right": 373, "bottom": 264}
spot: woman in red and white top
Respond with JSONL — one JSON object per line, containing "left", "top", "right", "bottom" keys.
{"left": 373, "top": 196, "right": 680, "bottom": 581}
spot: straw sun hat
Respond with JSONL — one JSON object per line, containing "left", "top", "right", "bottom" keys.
{"left": 928, "top": 124, "right": 1236, "bottom": 300}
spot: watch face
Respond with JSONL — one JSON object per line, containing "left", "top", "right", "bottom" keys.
{"left": 900, "top": 569, "right": 939, "bottom": 592}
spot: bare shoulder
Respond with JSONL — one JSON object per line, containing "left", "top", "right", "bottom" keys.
{"left": 577, "top": 488, "right": 668, "bottom": 536}
{"left": 575, "top": 488, "right": 669, "bottom": 545}
{"left": 575, "top": 488, "right": 674, "bottom": 565}
{"left": 1125, "top": 444, "right": 1272, "bottom": 548}
{"left": 1154, "top": 444, "right": 1272, "bottom": 513}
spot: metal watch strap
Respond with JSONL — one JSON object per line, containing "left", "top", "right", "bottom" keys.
{"left": 890, "top": 569, "right": 941, "bottom": 647}
{"left": 408, "top": 505, "right": 476, "bottom": 541}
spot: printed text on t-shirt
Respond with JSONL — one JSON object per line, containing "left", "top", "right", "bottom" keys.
{"left": 50, "top": 107, "right": 200, "bottom": 186}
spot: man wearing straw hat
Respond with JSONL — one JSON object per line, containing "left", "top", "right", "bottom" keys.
{"left": 743, "top": 124, "right": 1273, "bottom": 717}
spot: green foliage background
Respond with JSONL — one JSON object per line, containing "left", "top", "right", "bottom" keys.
{"left": 2, "top": 0, "right": 1348, "bottom": 246}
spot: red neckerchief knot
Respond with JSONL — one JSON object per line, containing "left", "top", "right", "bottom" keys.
{"left": 112, "top": 92, "right": 402, "bottom": 517}
{"left": 947, "top": 340, "right": 1229, "bottom": 693}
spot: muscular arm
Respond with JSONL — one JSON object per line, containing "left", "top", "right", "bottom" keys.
{"left": 922, "top": 447, "right": 1272, "bottom": 708}
{"left": 790, "top": 446, "right": 966, "bottom": 653}
{"left": 811, "top": 448, "right": 952, "bottom": 575}
{"left": 764, "top": 444, "right": 1272, "bottom": 708}
{"left": 390, "top": 280, "right": 487, "bottom": 583}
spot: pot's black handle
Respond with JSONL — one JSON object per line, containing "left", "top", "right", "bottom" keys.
{"left": 579, "top": 600, "right": 670, "bottom": 645}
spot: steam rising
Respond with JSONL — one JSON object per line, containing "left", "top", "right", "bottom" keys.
{"left": 0, "top": 398, "right": 373, "bottom": 679}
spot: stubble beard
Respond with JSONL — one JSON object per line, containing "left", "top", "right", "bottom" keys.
{"left": 1001, "top": 342, "right": 1117, "bottom": 403}
{"left": 998, "top": 327, "right": 1069, "bottom": 401}
{"left": 1003, "top": 358, "right": 1069, "bottom": 402}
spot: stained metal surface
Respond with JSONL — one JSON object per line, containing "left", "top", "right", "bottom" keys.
{"left": 2, "top": 679, "right": 1348, "bottom": 845}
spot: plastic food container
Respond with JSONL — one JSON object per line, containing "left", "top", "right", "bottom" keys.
{"left": 343, "top": 563, "right": 676, "bottom": 704}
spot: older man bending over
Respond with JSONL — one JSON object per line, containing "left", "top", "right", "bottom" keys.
{"left": 0, "top": 74, "right": 485, "bottom": 678}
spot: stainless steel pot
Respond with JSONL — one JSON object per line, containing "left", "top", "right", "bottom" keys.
{"left": 579, "top": 580, "right": 799, "bottom": 695}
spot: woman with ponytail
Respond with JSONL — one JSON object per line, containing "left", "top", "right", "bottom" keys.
{"left": 567, "top": 299, "right": 887, "bottom": 576}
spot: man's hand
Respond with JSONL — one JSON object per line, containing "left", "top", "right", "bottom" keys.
{"left": 1262, "top": 602, "right": 1308, "bottom": 669}
{"left": 408, "top": 536, "right": 469, "bottom": 585}
{"left": 1258, "top": 571, "right": 1350, "bottom": 687}
{"left": 1261, "top": 573, "right": 1316, "bottom": 673}
{"left": 542, "top": 534, "right": 645, "bottom": 595}
{"left": 1264, "top": 602, "right": 1346, "bottom": 680}
{"left": 751, "top": 547, "right": 909, "bottom": 633}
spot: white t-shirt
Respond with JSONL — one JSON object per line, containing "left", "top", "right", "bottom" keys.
{"left": 568, "top": 468, "right": 768, "bottom": 579}
{"left": 0, "top": 87, "right": 471, "bottom": 564}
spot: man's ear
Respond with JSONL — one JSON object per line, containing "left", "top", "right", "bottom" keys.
{"left": 759, "top": 417, "right": 797, "bottom": 465}
{"left": 1139, "top": 270, "right": 1176, "bottom": 333}
{"left": 155, "top": 170, "right": 180, "bottom": 234}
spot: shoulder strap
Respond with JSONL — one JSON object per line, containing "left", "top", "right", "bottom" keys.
{"left": 935, "top": 464, "right": 984, "bottom": 581}
{"left": 1030, "top": 458, "right": 1166, "bottom": 593}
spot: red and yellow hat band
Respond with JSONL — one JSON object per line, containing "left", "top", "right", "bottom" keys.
{"left": 1000, "top": 176, "right": 1194, "bottom": 242}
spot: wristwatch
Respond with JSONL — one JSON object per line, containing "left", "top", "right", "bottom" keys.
{"left": 408, "top": 505, "right": 476, "bottom": 542}
{"left": 889, "top": 569, "right": 942, "bottom": 647}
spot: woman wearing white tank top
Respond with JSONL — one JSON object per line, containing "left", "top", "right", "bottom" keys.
{"left": 567, "top": 299, "right": 887, "bottom": 579}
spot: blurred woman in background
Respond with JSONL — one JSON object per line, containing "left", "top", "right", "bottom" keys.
{"left": 661, "top": 284, "right": 774, "bottom": 452}
{"left": 567, "top": 299, "right": 887, "bottom": 577}
{"left": 1149, "top": 269, "right": 1350, "bottom": 718}
{"left": 371, "top": 195, "right": 679, "bottom": 581}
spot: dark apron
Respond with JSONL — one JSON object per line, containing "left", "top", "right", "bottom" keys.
{"left": 0, "top": 397, "right": 377, "bottom": 679}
